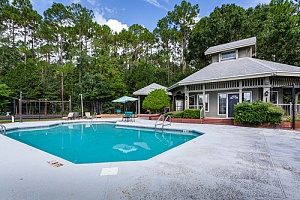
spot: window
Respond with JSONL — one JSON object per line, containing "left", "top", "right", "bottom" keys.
{"left": 271, "top": 91, "right": 278, "bottom": 104}
{"left": 198, "top": 94, "right": 209, "bottom": 112}
{"left": 189, "top": 95, "right": 197, "bottom": 109}
{"left": 221, "top": 51, "right": 236, "bottom": 60}
{"left": 176, "top": 100, "right": 183, "bottom": 111}
{"left": 218, "top": 93, "right": 227, "bottom": 114}
{"left": 243, "top": 92, "right": 251, "bottom": 102}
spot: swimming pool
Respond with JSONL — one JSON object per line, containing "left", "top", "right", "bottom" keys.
{"left": 6, "top": 123, "right": 201, "bottom": 164}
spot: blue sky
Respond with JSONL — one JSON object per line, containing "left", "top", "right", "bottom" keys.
{"left": 27, "top": 0, "right": 270, "bottom": 32}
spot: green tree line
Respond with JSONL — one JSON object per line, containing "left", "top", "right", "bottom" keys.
{"left": 0, "top": 0, "right": 299, "bottom": 110}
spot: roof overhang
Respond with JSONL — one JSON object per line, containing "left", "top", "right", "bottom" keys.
{"left": 204, "top": 37, "right": 256, "bottom": 55}
{"left": 167, "top": 72, "right": 300, "bottom": 91}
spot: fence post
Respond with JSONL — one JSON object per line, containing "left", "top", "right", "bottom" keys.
{"left": 19, "top": 91, "right": 22, "bottom": 123}
{"left": 38, "top": 99, "right": 41, "bottom": 121}
{"left": 292, "top": 84, "right": 295, "bottom": 130}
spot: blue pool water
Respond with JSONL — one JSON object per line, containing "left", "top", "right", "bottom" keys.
{"left": 6, "top": 123, "right": 201, "bottom": 164}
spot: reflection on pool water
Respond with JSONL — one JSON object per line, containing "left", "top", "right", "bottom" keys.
{"left": 6, "top": 123, "right": 201, "bottom": 164}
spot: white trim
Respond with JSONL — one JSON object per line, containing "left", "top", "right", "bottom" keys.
{"left": 198, "top": 94, "right": 209, "bottom": 112}
{"left": 175, "top": 100, "right": 183, "bottom": 111}
{"left": 218, "top": 93, "right": 227, "bottom": 115}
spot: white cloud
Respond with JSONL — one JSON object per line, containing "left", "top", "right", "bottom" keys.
{"left": 87, "top": 0, "right": 95, "bottom": 6}
{"left": 72, "top": 0, "right": 81, "bottom": 3}
{"left": 144, "top": 0, "right": 167, "bottom": 10}
{"left": 105, "top": 7, "right": 114, "bottom": 14}
{"left": 94, "top": 11, "right": 128, "bottom": 33}
{"left": 254, "top": 0, "right": 271, "bottom": 4}
{"left": 106, "top": 19, "right": 129, "bottom": 33}
{"left": 245, "top": 0, "right": 271, "bottom": 8}
{"left": 94, "top": 10, "right": 107, "bottom": 24}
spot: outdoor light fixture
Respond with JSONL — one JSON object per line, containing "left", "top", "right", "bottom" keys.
{"left": 264, "top": 91, "right": 269, "bottom": 97}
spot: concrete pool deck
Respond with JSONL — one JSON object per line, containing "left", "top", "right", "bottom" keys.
{"left": 0, "top": 119, "right": 299, "bottom": 199}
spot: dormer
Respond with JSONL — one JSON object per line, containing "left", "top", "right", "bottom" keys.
{"left": 204, "top": 37, "right": 256, "bottom": 63}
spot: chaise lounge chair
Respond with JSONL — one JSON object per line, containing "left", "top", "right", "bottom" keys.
{"left": 62, "top": 112, "right": 74, "bottom": 120}
{"left": 85, "top": 112, "right": 93, "bottom": 119}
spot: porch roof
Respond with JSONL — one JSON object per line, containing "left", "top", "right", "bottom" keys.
{"left": 133, "top": 83, "right": 172, "bottom": 96}
{"left": 205, "top": 37, "right": 256, "bottom": 55}
{"left": 168, "top": 57, "right": 300, "bottom": 90}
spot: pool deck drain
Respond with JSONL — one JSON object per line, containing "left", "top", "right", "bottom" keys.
{"left": 0, "top": 118, "right": 299, "bottom": 199}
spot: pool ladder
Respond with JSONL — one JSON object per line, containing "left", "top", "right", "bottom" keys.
{"left": 155, "top": 115, "right": 171, "bottom": 131}
{"left": 0, "top": 124, "right": 6, "bottom": 134}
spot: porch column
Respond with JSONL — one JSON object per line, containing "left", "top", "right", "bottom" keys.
{"left": 138, "top": 96, "right": 141, "bottom": 114}
{"left": 203, "top": 84, "right": 206, "bottom": 118}
{"left": 263, "top": 77, "right": 271, "bottom": 102}
{"left": 239, "top": 80, "right": 243, "bottom": 103}
{"left": 184, "top": 86, "right": 189, "bottom": 110}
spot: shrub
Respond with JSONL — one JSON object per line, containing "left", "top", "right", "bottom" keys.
{"left": 267, "top": 105, "right": 284, "bottom": 124}
{"left": 283, "top": 115, "right": 300, "bottom": 122}
{"left": 142, "top": 89, "right": 170, "bottom": 114}
{"left": 165, "top": 112, "right": 174, "bottom": 116}
{"left": 173, "top": 111, "right": 184, "bottom": 118}
{"left": 183, "top": 109, "right": 200, "bottom": 119}
{"left": 234, "top": 100, "right": 269, "bottom": 125}
{"left": 234, "top": 101, "right": 285, "bottom": 125}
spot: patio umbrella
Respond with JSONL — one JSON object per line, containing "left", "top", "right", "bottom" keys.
{"left": 112, "top": 96, "right": 138, "bottom": 111}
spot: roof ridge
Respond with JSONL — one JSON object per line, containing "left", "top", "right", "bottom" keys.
{"left": 247, "top": 57, "right": 276, "bottom": 71}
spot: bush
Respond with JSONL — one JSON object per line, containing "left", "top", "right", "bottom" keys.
{"left": 165, "top": 112, "right": 174, "bottom": 116}
{"left": 173, "top": 111, "right": 184, "bottom": 118}
{"left": 267, "top": 105, "right": 284, "bottom": 124}
{"left": 183, "top": 109, "right": 200, "bottom": 119}
{"left": 142, "top": 89, "right": 170, "bottom": 114}
{"left": 234, "top": 100, "right": 284, "bottom": 125}
{"left": 283, "top": 115, "right": 300, "bottom": 122}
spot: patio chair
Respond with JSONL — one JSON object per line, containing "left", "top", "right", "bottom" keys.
{"left": 85, "top": 112, "right": 93, "bottom": 119}
{"left": 62, "top": 112, "right": 74, "bottom": 120}
{"left": 116, "top": 109, "right": 121, "bottom": 115}
{"left": 122, "top": 111, "right": 134, "bottom": 122}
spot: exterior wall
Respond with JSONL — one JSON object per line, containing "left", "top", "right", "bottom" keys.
{"left": 238, "top": 47, "right": 249, "bottom": 58}
{"left": 205, "top": 91, "right": 219, "bottom": 118}
{"left": 171, "top": 78, "right": 294, "bottom": 117}
{"left": 210, "top": 44, "right": 255, "bottom": 63}
{"left": 211, "top": 54, "right": 219, "bottom": 63}
{"left": 188, "top": 88, "right": 263, "bottom": 118}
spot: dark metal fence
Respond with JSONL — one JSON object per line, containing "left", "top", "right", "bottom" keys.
{"left": 1, "top": 99, "right": 138, "bottom": 120}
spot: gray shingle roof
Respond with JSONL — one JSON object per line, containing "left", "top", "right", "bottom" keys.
{"left": 168, "top": 57, "right": 300, "bottom": 90}
{"left": 133, "top": 83, "right": 171, "bottom": 96}
{"left": 204, "top": 37, "right": 256, "bottom": 55}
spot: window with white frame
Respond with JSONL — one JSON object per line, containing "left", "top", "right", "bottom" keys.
{"left": 198, "top": 94, "right": 209, "bottom": 112}
{"left": 218, "top": 93, "right": 227, "bottom": 114}
{"left": 189, "top": 95, "right": 196, "bottom": 109}
{"left": 243, "top": 92, "right": 251, "bottom": 102}
{"left": 221, "top": 51, "right": 236, "bottom": 60}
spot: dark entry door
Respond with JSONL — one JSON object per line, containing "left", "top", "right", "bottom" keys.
{"left": 228, "top": 94, "right": 239, "bottom": 118}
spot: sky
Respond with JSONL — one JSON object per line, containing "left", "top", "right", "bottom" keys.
{"left": 27, "top": 0, "right": 271, "bottom": 33}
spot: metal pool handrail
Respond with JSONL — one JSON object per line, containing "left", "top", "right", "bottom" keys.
{"left": 155, "top": 114, "right": 171, "bottom": 131}
{"left": 0, "top": 124, "right": 6, "bottom": 134}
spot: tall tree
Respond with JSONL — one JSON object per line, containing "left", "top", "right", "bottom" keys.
{"left": 258, "top": 0, "right": 300, "bottom": 66}
{"left": 167, "top": 0, "right": 200, "bottom": 71}
{"left": 187, "top": 4, "right": 250, "bottom": 69}
{"left": 11, "top": 0, "right": 41, "bottom": 64}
